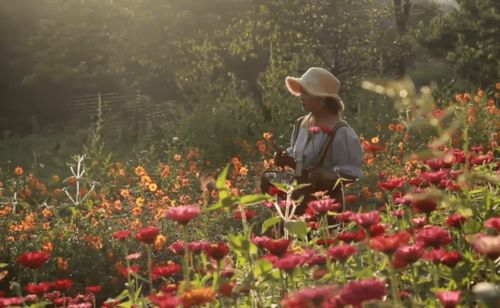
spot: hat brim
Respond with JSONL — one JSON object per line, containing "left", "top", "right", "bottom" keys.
{"left": 285, "top": 77, "right": 342, "bottom": 101}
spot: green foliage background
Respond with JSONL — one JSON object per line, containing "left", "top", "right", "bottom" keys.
{"left": 0, "top": 0, "right": 498, "bottom": 166}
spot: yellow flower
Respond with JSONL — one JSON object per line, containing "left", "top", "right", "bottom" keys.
{"left": 52, "top": 175, "right": 60, "bottom": 183}
{"left": 135, "top": 166, "right": 146, "bottom": 177}
{"left": 371, "top": 136, "right": 380, "bottom": 144}
{"left": 148, "top": 182, "right": 158, "bottom": 192}
{"left": 135, "top": 197, "right": 145, "bottom": 207}
{"left": 263, "top": 132, "right": 273, "bottom": 140}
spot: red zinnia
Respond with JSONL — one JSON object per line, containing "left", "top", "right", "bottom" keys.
{"left": 446, "top": 214, "right": 466, "bottom": 229}
{"left": 281, "top": 285, "right": 336, "bottom": 308}
{"left": 152, "top": 263, "right": 182, "bottom": 280}
{"left": 440, "top": 251, "right": 462, "bottom": 268}
{"left": 368, "top": 224, "right": 386, "bottom": 237}
{"left": 24, "top": 282, "right": 52, "bottom": 295}
{"left": 337, "top": 229, "right": 366, "bottom": 243}
{"left": 203, "top": 242, "right": 230, "bottom": 260}
{"left": 353, "top": 211, "right": 381, "bottom": 228}
{"left": 263, "top": 239, "right": 291, "bottom": 257}
{"left": 339, "top": 279, "right": 386, "bottom": 307}
{"left": 135, "top": 226, "right": 160, "bottom": 244}
{"left": 16, "top": 251, "right": 51, "bottom": 269}
{"left": 85, "top": 285, "right": 102, "bottom": 293}
{"left": 188, "top": 241, "right": 209, "bottom": 254}
{"left": 327, "top": 244, "right": 358, "bottom": 262}
{"left": 392, "top": 245, "right": 423, "bottom": 268}
{"left": 379, "top": 178, "right": 404, "bottom": 191}
{"left": 370, "top": 231, "right": 412, "bottom": 255}
{"left": 435, "top": 291, "right": 461, "bottom": 308}
{"left": 416, "top": 226, "right": 452, "bottom": 248}
{"left": 165, "top": 205, "right": 201, "bottom": 225}
{"left": 336, "top": 211, "right": 354, "bottom": 222}
{"left": 419, "top": 170, "right": 449, "bottom": 185}
{"left": 112, "top": 230, "right": 131, "bottom": 241}
{"left": 169, "top": 241, "right": 185, "bottom": 254}
{"left": 53, "top": 279, "right": 72, "bottom": 292}
{"left": 120, "top": 265, "right": 141, "bottom": 278}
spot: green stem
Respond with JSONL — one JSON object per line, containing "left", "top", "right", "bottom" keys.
{"left": 146, "top": 244, "right": 154, "bottom": 293}
{"left": 123, "top": 244, "right": 135, "bottom": 305}
{"left": 388, "top": 261, "right": 402, "bottom": 306}
{"left": 181, "top": 226, "right": 190, "bottom": 292}
{"left": 433, "top": 263, "right": 439, "bottom": 289}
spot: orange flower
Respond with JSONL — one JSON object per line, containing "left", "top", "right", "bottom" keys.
{"left": 14, "top": 166, "right": 24, "bottom": 176}
{"left": 371, "top": 136, "right": 379, "bottom": 144}
{"left": 148, "top": 182, "right": 158, "bottom": 192}
{"left": 120, "top": 189, "right": 130, "bottom": 198}
{"left": 239, "top": 166, "right": 249, "bottom": 176}
{"left": 154, "top": 234, "right": 167, "bottom": 251}
{"left": 161, "top": 165, "right": 171, "bottom": 179}
{"left": 113, "top": 200, "right": 123, "bottom": 211}
{"left": 496, "top": 82, "right": 500, "bottom": 90}
{"left": 135, "top": 166, "right": 146, "bottom": 177}
{"left": 174, "top": 154, "right": 182, "bottom": 161}
{"left": 181, "top": 288, "right": 216, "bottom": 307}
{"left": 57, "top": 257, "right": 69, "bottom": 271}
{"left": 395, "top": 124, "right": 405, "bottom": 132}
{"left": 42, "top": 208, "right": 53, "bottom": 219}
{"left": 42, "top": 242, "right": 53, "bottom": 253}
{"left": 388, "top": 124, "right": 396, "bottom": 131}
{"left": 132, "top": 207, "right": 142, "bottom": 217}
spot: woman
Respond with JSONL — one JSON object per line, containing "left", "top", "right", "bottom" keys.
{"left": 273, "top": 67, "right": 363, "bottom": 215}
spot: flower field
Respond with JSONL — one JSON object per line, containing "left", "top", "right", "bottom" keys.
{"left": 0, "top": 81, "right": 499, "bottom": 307}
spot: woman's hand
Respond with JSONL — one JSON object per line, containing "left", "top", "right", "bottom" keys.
{"left": 273, "top": 151, "right": 296, "bottom": 169}
{"left": 308, "top": 167, "right": 337, "bottom": 183}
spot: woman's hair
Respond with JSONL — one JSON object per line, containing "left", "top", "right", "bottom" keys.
{"left": 324, "top": 97, "right": 343, "bottom": 115}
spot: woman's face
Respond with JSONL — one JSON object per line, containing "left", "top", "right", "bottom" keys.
{"left": 300, "top": 89, "right": 325, "bottom": 113}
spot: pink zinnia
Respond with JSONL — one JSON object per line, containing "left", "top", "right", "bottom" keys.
{"left": 435, "top": 291, "right": 461, "bottom": 308}
{"left": 272, "top": 254, "right": 304, "bottom": 272}
{"left": 169, "top": 241, "right": 185, "bottom": 254}
{"left": 416, "top": 226, "right": 452, "bottom": 248}
{"left": 392, "top": 245, "right": 423, "bottom": 268}
{"left": 308, "top": 198, "right": 341, "bottom": 215}
{"left": 327, "top": 244, "right": 358, "bottom": 262}
{"left": 484, "top": 217, "right": 500, "bottom": 232}
{"left": 339, "top": 279, "right": 386, "bottom": 307}
{"left": 353, "top": 211, "right": 381, "bottom": 228}
{"left": 165, "top": 205, "right": 201, "bottom": 225}
{"left": 148, "top": 293, "right": 182, "bottom": 308}
{"left": 337, "top": 229, "right": 366, "bottom": 243}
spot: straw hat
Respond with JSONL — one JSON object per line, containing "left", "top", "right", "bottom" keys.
{"left": 285, "top": 67, "right": 344, "bottom": 111}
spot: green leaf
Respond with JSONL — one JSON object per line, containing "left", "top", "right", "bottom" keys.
{"left": 0, "top": 263, "right": 7, "bottom": 269}
{"left": 261, "top": 216, "right": 281, "bottom": 234}
{"left": 270, "top": 182, "right": 288, "bottom": 193}
{"left": 240, "top": 194, "right": 270, "bottom": 205}
{"left": 284, "top": 220, "right": 308, "bottom": 238}
{"left": 216, "top": 164, "right": 229, "bottom": 190}
{"left": 291, "top": 183, "right": 311, "bottom": 192}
